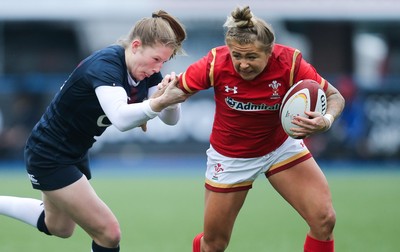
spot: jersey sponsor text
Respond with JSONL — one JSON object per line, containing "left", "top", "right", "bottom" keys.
{"left": 225, "top": 97, "right": 280, "bottom": 111}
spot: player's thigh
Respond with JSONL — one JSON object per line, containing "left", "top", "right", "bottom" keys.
{"left": 204, "top": 189, "right": 248, "bottom": 239}
{"left": 43, "top": 175, "right": 118, "bottom": 235}
{"left": 267, "top": 158, "right": 333, "bottom": 219}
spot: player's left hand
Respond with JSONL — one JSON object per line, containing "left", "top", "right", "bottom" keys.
{"left": 150, "top": 72, "right": 177, "bottom": 99}
{"left": 290, "top": 111, "right": 330, "bottom": 138}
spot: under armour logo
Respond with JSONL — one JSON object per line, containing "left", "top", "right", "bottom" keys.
{"left": 225, "top": 85, "right": 238, "bottom": 94}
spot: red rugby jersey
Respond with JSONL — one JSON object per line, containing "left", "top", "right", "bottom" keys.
{"left": 179, "top": 44, "right": 328, "bottom": 158}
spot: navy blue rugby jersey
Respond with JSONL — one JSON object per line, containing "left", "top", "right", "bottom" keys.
{"left": 26, "top": 45, "right": 162, "bottom": 161}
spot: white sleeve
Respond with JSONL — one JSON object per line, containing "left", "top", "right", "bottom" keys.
{"left": 95, "top": 85, "right": 159, "bottom": 132}
{"left": 148, "top": 86, "right": 181, "bottom": 125}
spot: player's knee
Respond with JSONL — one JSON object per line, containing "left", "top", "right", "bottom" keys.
{"left": 97, "top": 220, "right": 121, "bottom": 247}
{"left": 107, "top": 223, "right": 122, "bottom": 246}
{"left": 310, "top": 206, "right": 336, "bottom": 235}
{"left": 323, "top": 208, "right": 336, "bottom": 232}
{"left": 203, "top": 236, "right": 229, "bottom": 252}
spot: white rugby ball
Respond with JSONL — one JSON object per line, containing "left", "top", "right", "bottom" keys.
{"left": 279, "top": 79, "right": 327, "bottom": 139}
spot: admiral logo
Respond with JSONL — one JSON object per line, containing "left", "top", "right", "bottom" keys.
{"left": 225, "top": 97, "right": 280, "bottom": 111}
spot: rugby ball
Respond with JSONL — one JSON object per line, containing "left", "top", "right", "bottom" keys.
{"left": 279, "top": 79, "right": 327, "bottom": 138}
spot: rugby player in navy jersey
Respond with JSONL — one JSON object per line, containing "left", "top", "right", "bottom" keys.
{"left": 0, "top": 10, "right": 188, "bottom": 252}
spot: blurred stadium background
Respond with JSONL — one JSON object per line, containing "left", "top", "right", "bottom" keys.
{"left": 1, "top": 0, "right": 400, "bottom": 251}
{"left": 1, "top": 0, "right": 400, "bottom": 168}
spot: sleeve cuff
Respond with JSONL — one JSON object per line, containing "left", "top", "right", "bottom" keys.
{"left": 142, "top": 100, "right": 159, "bottom": 118}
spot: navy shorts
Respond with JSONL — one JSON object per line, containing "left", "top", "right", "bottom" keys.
{"left": 24, "top": 147, "right": 92, "bottom": 191}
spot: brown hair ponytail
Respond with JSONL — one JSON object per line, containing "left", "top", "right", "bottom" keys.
{"left": 118, "top": 10, "right": 186, "bottom": 58}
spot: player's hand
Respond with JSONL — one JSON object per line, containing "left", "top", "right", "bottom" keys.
{"left": 163, "top": 76, "right": 187, "bottom": 102}
{"left": 290, "top": 111, "right": 329, "bottom": 137}
{"left": 149, "top": 74, "right": 189, "bottom": 112}
{"left": 140, "top": 122, "right": 147, "bottom": 132}
{"left": 159, "top": 72, "right": 176, "bottom": 89}
{"left": 150, "top": 72, "right": 177, "bottom": 99}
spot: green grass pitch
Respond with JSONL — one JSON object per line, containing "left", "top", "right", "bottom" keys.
{"left": 0, "top": 167, "right": 399, "bottom": 251}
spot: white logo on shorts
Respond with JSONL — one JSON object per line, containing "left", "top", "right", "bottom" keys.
{"left": 28, "top": 173, "right": 40, "bottom": 185}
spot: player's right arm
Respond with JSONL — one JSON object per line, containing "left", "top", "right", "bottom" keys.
{"left": 95, "top": 85, "right": 158, "bottom": 132}
{"left": 95, "top": 76, "right": 188, "bottom": 132}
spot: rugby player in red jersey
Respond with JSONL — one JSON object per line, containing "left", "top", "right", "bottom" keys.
{"left": 179, "top": 6, "right": 345, "bottom": 252}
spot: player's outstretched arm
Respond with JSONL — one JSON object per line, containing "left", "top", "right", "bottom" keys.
{"left": 149, "top": 77, "right": 189, "bottom": 112}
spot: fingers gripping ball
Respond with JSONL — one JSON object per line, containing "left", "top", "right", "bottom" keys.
{"left": 279, "top": 79, "right": 327, "bottom": 138}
